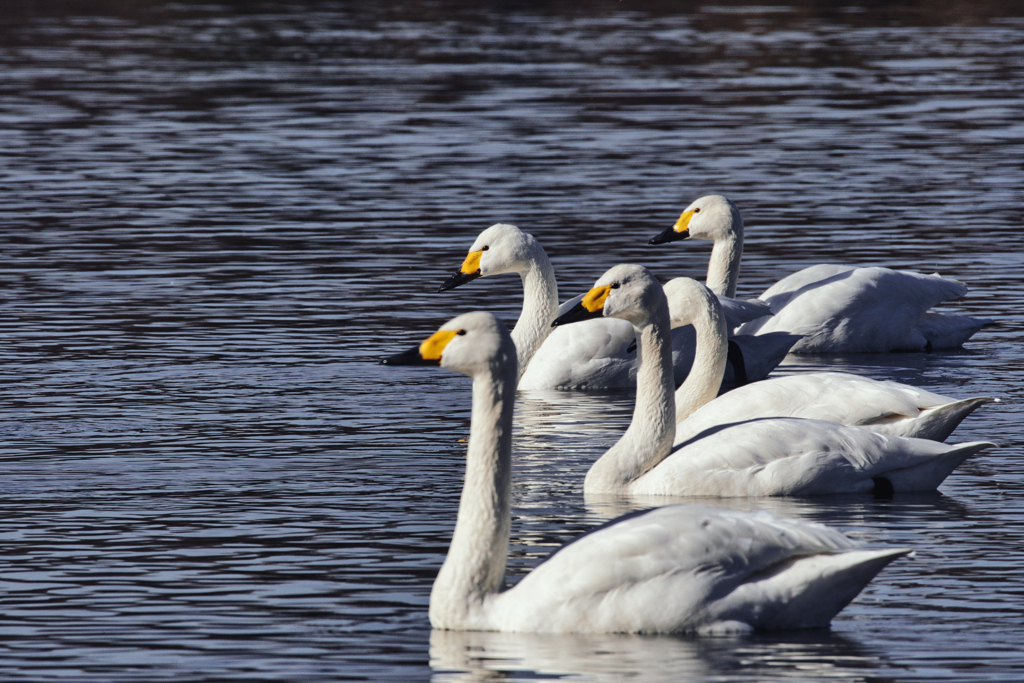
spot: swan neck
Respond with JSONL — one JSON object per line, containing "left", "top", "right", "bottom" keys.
{"left": 707, "top": 233, "right": 743, "bottom": 299}
{"left": 675, "top": 298, "right": 729, "bottom": 423}
{"left": 429, "top": 360, "right": 515, "bottom": 628}
{"left": 585, "top": 302, "right": 676, "bottom": 493}
{"left": 511, "top": 248, "right": 559, "bottom": 381}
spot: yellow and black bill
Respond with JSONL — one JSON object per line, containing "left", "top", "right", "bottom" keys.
{"left": 648, "top": 210, "right": 694, "bottom": 245}
{"left": 380, "top": 329, "right": 458, "bottom": 366}
{"left": 552, "top": 285, "right": 612, "bottom": 327}
{"left": 437, "top": 250, "right": 484, "bottom": 292}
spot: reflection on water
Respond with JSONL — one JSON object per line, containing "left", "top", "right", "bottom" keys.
{"left": 430, "top": 628, "right": 892, "bottom": 683}
{"left": 2, "top": 0, "right": 1024, "bottom": 681}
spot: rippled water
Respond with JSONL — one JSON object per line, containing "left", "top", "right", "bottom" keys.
{"left": 2, "top": 1, "right": 1023, "bottom": 681}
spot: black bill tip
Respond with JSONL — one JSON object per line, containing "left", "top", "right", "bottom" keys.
{"left": 438, "top": 270, "right": 482, "bottom": 292}
{"left": 552, "top": 300, "right": 603, "bottom": 327}
{"left": 380, "top": 346, "right": 439, "bottom": 366}
{"left": 649, "top": 227, "right": 688, "bottom": 245}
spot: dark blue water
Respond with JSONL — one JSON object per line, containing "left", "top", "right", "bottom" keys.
{"left": 1, "top": 2, "right": 1023, "bottom": 681}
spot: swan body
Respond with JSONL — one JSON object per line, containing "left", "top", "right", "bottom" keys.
{"left": 642, "top": 417, "right": 990, "bottom": 497}
{"left": 553, "top": 266, "right": 994, "bottom": 497}
{"left": 738, "top": 265, "right": 991, "bottom": 352}
{"left": 383, "top": 310, "right": 907, "bottom": 633}
{"left": 438, "top": 223, "right": 778, "bottom": 390}
{"left": 664, "top": 277, "right": 994, "bottom": 444}
{"left": 650, "top": 195, "right": 992, "bottom": 353}
{"left": 676, "top": 372, "right": 994, "bottom": 445}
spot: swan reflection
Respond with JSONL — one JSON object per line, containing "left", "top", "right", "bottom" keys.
{"left": 431, "top": 627, "right": 889, "bottom": 682}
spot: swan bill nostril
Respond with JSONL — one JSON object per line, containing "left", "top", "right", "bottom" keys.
{"left": 437, "top": 269, "right": 482, "bottom": 292}
{"left": 649, "top": 226, "right": 689, "bottom": 245}
{"left": 382, "top": 328, "right": 458, "bottom": 365}
{"left": 380, "top": 346, "right": 440, "bottom": 366}
{"left": 554, "top": 284, "right": 612, "bottom": 326}
{"left": 552, "top": 299, "right": 604, "bottom": 326}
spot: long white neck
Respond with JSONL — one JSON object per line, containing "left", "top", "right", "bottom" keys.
{"left": 584, "top": 300, "right": 676, "bottom": 493}
{"left": 429, "top": 356, "right": 516, "bottom": 629}
{"left": 674, "top": 296, "right": 729, "bottom": 424}
{"left": 510, "top": 248, "right": 559, "bottom": 381}
{"left": 706, "top": 232, "right": 742, "bottom": 298}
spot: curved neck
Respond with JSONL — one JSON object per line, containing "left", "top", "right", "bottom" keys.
{"left": 674, "top": 298, "right": 729, "bottom": 423}
{"left": 584, "top": 301, "right": 676, "bottom": 493}
{"left": 429, "top": 357, "right": 516, "bottom": 628}
{"left": 706, "top": 233, "right": 742, "bottom": 298}
{"left": 510, "top": 250, "right": 559, "bottom": 381}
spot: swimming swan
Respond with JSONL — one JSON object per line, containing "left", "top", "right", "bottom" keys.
{"left": 663, "top": 277, "right": 995, "bottom": 445}
{"left": 437, "top": 222, "right": 785, "bottom": 389}
{"left": 554, "top": 265, "right": 994, "bottom": 496}
{"left": 382, "top": 310, "right": 908, "bottom": 633}
{"left": 649, "top": 195, "right": 993, "bottom": 353}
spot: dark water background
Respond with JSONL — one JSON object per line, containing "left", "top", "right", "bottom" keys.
{"left": 1, "top": 1, "right": 1023, "bottom": 680}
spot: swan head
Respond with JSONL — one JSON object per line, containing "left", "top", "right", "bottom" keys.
{"left": 649, "top": 195, "right": 742, "bottom": 245}
{"left": 663, "top": 277, "right": 722, "bottom": 328}
{"left": 552, "top": 264, "right": 665, "bottom": 328}
{"left": 438, "top": 223, "right": 541, "bottom": 292}
{"left": 381, "top": 311, "right": 516, "bottom": 378}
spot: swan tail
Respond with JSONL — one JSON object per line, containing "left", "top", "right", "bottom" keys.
{"left": 907, "top": 397, "right": 996, "bottom": 442}
{"left": 884, "top": 440, "right": 996, "bottom": 492}
{"left": 723, "top": 332, "right": 802, "bottom": 383}
{"left": 918, "top": 311, "right": 994, "bottom": 350}
{"left": 715, "top": 547, "right": 911, "bottom": 630}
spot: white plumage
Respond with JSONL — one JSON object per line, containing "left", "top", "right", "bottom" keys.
{"left": 437, "top": 223, "right": 792, "bottom": 389}
{"left": 663, "top": 276, "right": 994, "bottom": 445}
{"left": 383, "top": 310, "right": 907, "bottom": 633}
{"left": 651, "top": 195, "right": 992, "bottom": 353}
{"left": 553, "top": 265, "right": 994, "bottom": 497}
{"left": 491, "top": 505, "right": 905, "bottom": 633}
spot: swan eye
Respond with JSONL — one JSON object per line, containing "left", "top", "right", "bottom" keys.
{"left": 611, "top": 282, "right": 620, "bottom": 289}
{"left": 456, "top": 329, "right": 467, "bottom": 336}
{"left": 694, "top": 207, "right": 701, "bottom": 213}
{"left": 482, "top": 246, "right": 489, "bottom": 251}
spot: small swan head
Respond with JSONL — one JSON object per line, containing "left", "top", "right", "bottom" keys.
{"left": 382, "top": 311, "right": 516, "bottom": 378}
{"left": 554, "top": 264, "right": 666, "bottom": 328}
{"left": 650, "top": 195, "right": 742, "bottom": 245}
{"left": 438, "top": 223, "right": 541, "bottom": 291}
{"left": 663, "top": 277, "right": 723, "bottom": 329}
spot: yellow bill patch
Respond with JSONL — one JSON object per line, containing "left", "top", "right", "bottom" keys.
{"left": 460, "top": 250, "right": 483, "bottom": 274}
{"left": 674, "top": 210, "right": 695, "bottom": 233}
{"left": 420, "top": 329, "right": 459, "bottom": 360}
{"left": 582, "top": 285, "right": 612, "bottom": 313}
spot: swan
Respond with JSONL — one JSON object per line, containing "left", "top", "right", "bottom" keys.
{"left": 437, "top": 222, "right": 791, "bottom": 390}
{"left": 663, "top": 277, "right": 995, "bottom": 445}
{"left": 649, "top": 195, "right": 993, "bottom": 353}
{"left": 382, "top": 310, "right": 908, "bottom": 633}
{"left": 553, "top": 264, "right": 995, "bottom": 496}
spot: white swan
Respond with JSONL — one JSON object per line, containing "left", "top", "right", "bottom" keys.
{"left": 553, "top": 264, "right": 994, "bottom": 497}
{"left": 437, "top": 223, "right": 786, "bottom": 390}
{"left": 649, "top": 195, "right": 993, "bottom": 353}
{"left": 382, "top": 310, "right": 908, "bottom": 633}
{"left": 664, "top": 277, "right": 995, "bottom": 445}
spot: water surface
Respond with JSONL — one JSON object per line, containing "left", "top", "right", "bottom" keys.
{"left": 1, "top": 2, "right": 1023, "bottom": 681}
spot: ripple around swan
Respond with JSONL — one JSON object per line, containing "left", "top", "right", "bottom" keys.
{"left": 1, "top": 1, "right": 1024, "bottom": 681}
